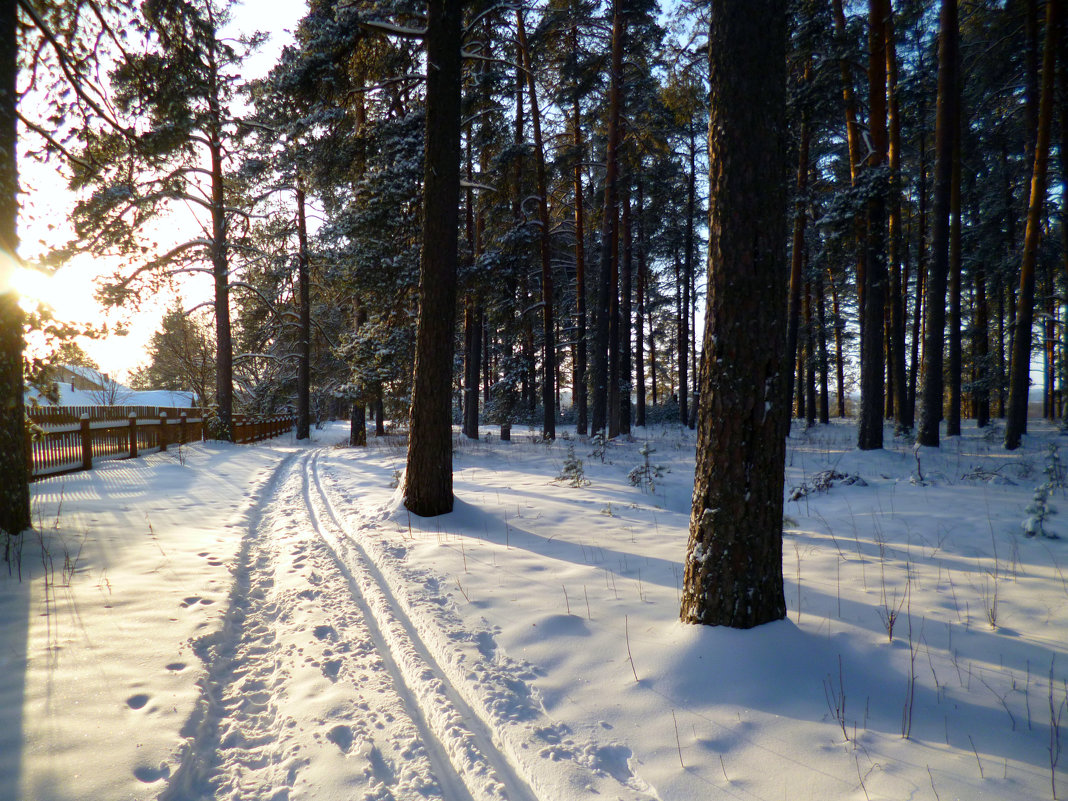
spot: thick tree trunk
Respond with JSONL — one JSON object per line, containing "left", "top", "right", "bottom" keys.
{"left": 295, "top": 175, "right": 311, "bottom": 441}
{"left": 0, "top": 0, "right": 29, "bottom": 540}
{"left": 350, "top": 402, "right": 367, "bottom": 446}
{"left": 1006, "top": 0, "right": 1060, "bottom": 450}
{"left": 403, "top": 0, "right": 462, "bottom": 515}
{"left": 858, "top": 0, "right": 889, "bottom": 451}
{"left": 916, "top": 0, "right": 958, "bottom": 448}
{"left": 680, "top": 0, "right": 789, "bottom": 629}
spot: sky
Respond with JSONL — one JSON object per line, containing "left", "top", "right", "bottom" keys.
{"left": 13, "top": 1, "right": 309, "bottom": 380}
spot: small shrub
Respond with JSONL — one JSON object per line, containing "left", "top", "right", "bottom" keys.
{"left": 628, "top": 442, "right": 668, "bottom": 493}
{"left": 589, "top": 431, "right": 608, "bottom": 463}
{"left": 555, "top": 443, "right": 590, "bottom": 488}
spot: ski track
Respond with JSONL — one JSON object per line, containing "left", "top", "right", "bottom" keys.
{"left": 310, "top": 450, "right": 658, "bottom": 801}
{"left": 158, "top": 444, "right": 655, "bottom": 801}
{"left": 159, "top": 449, "right": 452, "bottom": 801}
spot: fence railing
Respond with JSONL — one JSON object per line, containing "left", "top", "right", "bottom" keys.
{"left": 28, "top": 405, "right": 205, "bottom": 426}
{"left": 29, "top": 410, "right": 296, "bottom": 480}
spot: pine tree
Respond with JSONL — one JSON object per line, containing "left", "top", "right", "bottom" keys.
{"left": 680, "top": 0, "right": 789, "bottom": 629}
{"left": 403, "top": 0, "right": 463, "bottom": 516}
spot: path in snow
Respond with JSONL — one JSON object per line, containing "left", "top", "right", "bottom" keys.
{"left": 156, "top": 447, "right": 540, "bottom": 801}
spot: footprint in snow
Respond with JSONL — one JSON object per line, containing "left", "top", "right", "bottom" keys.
{"left": 133, "top": 763, "right": 170, "bottom": 783}
{"left": 126, "top": 693, "right": 150, "bottom": 710}
{"left": 326, "top": 724, "right": 353, "bottom": 753}
{"left": 313, "top": 625, "right": 335, "bottom": 641}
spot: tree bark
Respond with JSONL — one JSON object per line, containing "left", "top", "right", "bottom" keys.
{"left": 619, "top": 185, "right": 632, "bottom": 435}
{"left": 517, "top": 9, "right": 555, "bottom": 440}
{"left": 858, "top": 0, "right": 889, "bottom": 451}
{"left": 680, "top": 0, "right": 789, "bottom": 629}
{"left": 946, "top": 70, "right": 962, "bottom": 437}
{"left": 207, "top": 30, "right": 233, "bottom": 442}
{"left": 0, "top": 0, "right": 30, "bottom": 540}
{"left": 1006, "top": 0, "right": 1060, "bottom": 450}
{"left": 785, "top": 53, "right": 811, "bottom": 428}
{"left": 571, "top": 59, "right": 588, "bottom": 435}
{"left": 295, "top": 174, "right": 311, "bottom": 441}
{"left": 350, "top": 401, "right": 367, "bottom": 446}
{"left": 591, "top": 0, "right": 623, "bottom": 436}
{"left": 679, "top": 124, "right": 696, "bottom": 426}
{"left": 635, "top": 179, "right": 647, "bottom": 427}
{"left": 403, "top": 0, "right": 463, "bottom": 515}
{"left": 885, "top": 6, "right": 908, "bottom": 432}
{"left": 916, "top": 0, "right": 958, "bottom": 448}
{"left": 829, "top": 268, "right": 847, "bottom": 417}
{"left": 817, "top": 272, "right": 830, "bottom": 424}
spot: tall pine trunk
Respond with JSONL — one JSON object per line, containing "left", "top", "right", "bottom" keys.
{"left": 858, "top": 0, "right": 889, "bottom": 451}
{"left": 517, "top": 9, "right": 555, "bottom": 439}
{"left": 886, "top": 6, "right": 908, "bottom": 432}
{"left": 591, "top": 0, "right": 623, "bottom": 436}
{"left": 785, "top": 53, "right": 811, "bottom": 426}
{"left": 946, "top": 79, "right": 963, "bottom": 437}
{"left": 403, "top": 0, "right": 462, "bottom": 515}
{"left": 619, "top": 187, "right": 633, "bottom": 435}
{"left": 571, "top": 64, "right": 588, "bottom": 436}
{"left": 635, "top": 179, "right": 647, "bottom": 427}
{"left": 295, "top": 174, "right": 311, "bottom": 441}
{"left": 0, "top": 0, "right": 29, "bottom": 540}
{"left": 1006, "top": 0, "right": 1060, "bottom": 450}
{"left": 207, "top": 31, "right": 233, "bottom": 442}
{"left": 680, "top": 0, "right": 789, "bottom": 629}
{"left": 916, "top": 0, "right": 958, "bottom": 448}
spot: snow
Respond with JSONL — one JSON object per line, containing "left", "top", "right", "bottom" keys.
{"left": 27, "top": 384, "right": 198, "bottom": 408}
{"left": 3, "top": 419, "right": 1067, "bottom": 801}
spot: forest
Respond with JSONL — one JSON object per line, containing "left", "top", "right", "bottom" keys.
{"left": 1, "top": 0, "right": 1067, "bottom": 585}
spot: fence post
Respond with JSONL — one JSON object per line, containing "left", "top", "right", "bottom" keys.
{"left": 179, "top": 413, "right": 188, "bottom": 445}
{"left": 129, "top": 413, "right": 138, "bottom": 458}
{"left": 81, "top": 414, "right": 92, "bottom": 470}
{"left": 25, "top": 427, "right": 34, "bottom": 479}
{"left": 159, "top": 412, "right": 168, "bottom": 452}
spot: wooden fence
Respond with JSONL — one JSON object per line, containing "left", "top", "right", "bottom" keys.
{"left": 29, "top": 410, "right": 296, "bottom": 480}
{"left": 28, "top": 405, "right": 205, "bottom": 426}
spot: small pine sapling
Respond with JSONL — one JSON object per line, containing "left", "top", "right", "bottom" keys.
{"left": 1023, "top": 484, "right": 1057, "bottom": 538}
{"left": 1023, "top": 445, "right": 1063, "bottom": 539}
{"left": 555, "top": 443, "right": 590, "bottom": 487}
{"left": 588, "top": 430, "right": 608, "bottom": 463}
{"left": 628, "top": 442, "right": 668, "bottom": 493}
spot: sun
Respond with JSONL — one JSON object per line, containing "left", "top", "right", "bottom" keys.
{"left": 11, "top": 261, "right": 98, "bottom": 323}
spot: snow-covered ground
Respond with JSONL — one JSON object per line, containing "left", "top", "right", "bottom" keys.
{"left": 3, "top": 418, "right": 1067, "bottom": 801}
